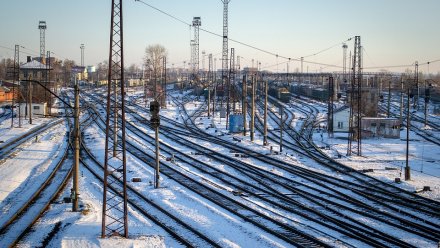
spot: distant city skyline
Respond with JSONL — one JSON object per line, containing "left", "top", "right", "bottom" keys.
{"left": 1, "top": 0, "right": 439, "bottom": 74}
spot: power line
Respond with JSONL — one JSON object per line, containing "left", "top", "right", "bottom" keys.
{"left": 134, "top": 0, "right": 345, "bottom": 69}
{"left": 302, "top": 37, "right": 353, "bottom": 58}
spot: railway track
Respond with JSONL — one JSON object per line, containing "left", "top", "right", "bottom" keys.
{"left": 0, "top": 118, "right": 64, "bottom": 159}
{"left": 261, "top": 96, "right": 440, "bottom": 214}
{"left": 83, "top": 96, "right": 330, "bottom": 248}
{"left": 380, "top": 101, "right": 440, "bottom": 146}
{"left": 83, "top": 89, "right": 440, "bottom": 246}
{"left": 0, "top": 116, "right": 72, "bottom": 247}
{"left": 136, "top": 93, "right": 437, "bottom": 246}
{"left": 183, "top": 95, "right": 438, "bottom": 246}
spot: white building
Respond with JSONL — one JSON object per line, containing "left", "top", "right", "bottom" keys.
{"left": 19, "top": 103, "right": 47, "bottom": 117}
{"left": 333, "top": 106, "right": 350, "bottom": 132}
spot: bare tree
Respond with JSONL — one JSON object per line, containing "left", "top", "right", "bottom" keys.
{"left": 144, "top": 44, "right": 167, "bottom": 83}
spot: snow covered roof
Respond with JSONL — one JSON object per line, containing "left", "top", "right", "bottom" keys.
{"left": 334, "top": 105, "right": 349, "bottom": 113}
{"left": 20, "top": 60, "right": 52, "bottom": 70}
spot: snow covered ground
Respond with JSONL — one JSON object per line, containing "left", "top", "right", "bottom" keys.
{"left": 313, "top": 129, "right": 440, "bottom": 201}
{"left": 1, "top": 90, "right": 439, "bottom": 248}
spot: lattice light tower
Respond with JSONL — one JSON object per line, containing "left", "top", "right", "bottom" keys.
{"left": 222, "top": 0, "right": 230, "bottom": 100}
{"left": 80, "top": 44, "right": 85, "bottom": 67}
{"left": 190, "top": 39, "right": 195, "bottom": 78}
{"left": 347, "top": 36, "right": 362, "bottom": 156}
{"left": 102, "top": 0, "right": 128, "bottom": 238}
{"left": 191, "top": 17, "right": 201, "bottom": 81}
{"left": 38, "top": 21, "right": 47, "bottom": 64}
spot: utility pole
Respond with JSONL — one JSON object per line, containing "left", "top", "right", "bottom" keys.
{"left": 11, "top": 44, "right": 21, "bottom": 128}
{"left": 162, "top": 56, "right": 167, "bottom": 108}
{"left": 342, "top": 43, "right": 348, "bottom": 85}
{"left": 424, "top": 82, "right": 430, "bottom": 127}
{"left": 347, "top": 36, "right": 362, "bottom": 156}
{"left": 29, "top": 77, "right": 33, "bottom": 125}
{"left": 405, "top": 82, "right": 411, "bottom": 181}
{"left": 250, "top": 75, "right": 255, "bottom": 142}
{"left": 300, "top": 57, "right": 304, "bottom": 84}
{"left": 230, "top": 48, "right": 236, "bottom": 113}
{"left": 400, "top": 78, "right": 404, "bottom": 121}
{"left": 207, "top": 84, "right": 210, "bottom": 117}
{"left": 414, "top": 61, "right": 419, "bottom": 109}
{"left": 328, "top": 76, "right": 334, "bottom": 137}
{"left": 72, "top": 79, "right": 80, "bottom": 211}
{"left": 263, "top": 80, "right": 268, "bottom": 146}
{"left": 387, "top": 80, "right": 391, "bottom": 118}
{"left": 208, "top": 53, "right": 213, "bottom": 118}
{"left": 242, "top": 75, "right": 247, "bottom": 136}
{"left": 46, "top": 50, "right": 52, "bottom": 116}
{"left": 280, "top": 105, "right": 283, "bottom": 153}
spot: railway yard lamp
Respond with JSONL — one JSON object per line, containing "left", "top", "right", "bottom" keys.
{"left": 150, "top": 100, "right": 161, "bottom": 188}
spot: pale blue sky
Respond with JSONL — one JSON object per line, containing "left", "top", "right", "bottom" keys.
{"left": 1, "top": 0, "right": 439, "bottom": 73}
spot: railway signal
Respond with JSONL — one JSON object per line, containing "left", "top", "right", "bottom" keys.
{"left": 150, "top": 100, "right": 161, "bottom": 188}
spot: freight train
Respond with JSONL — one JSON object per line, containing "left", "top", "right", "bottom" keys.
{"left": 268, "top": 86, "right": 290, "bottom": 103}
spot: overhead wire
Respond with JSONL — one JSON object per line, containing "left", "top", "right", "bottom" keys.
{"left": 134, "top": 0, "right": 440, "bottom": 72}
{"left": 134, "top": 0, "right": 345, "bottom": 69}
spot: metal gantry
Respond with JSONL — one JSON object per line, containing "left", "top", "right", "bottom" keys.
{"left": 347, "top": 36, "right": 362, "bottom": 156}
{"left": 102, "top": 0, "right": 128, "bottom": 238}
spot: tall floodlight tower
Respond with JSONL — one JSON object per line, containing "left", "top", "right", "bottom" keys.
{"left": 347, "top": 36, "right": 362, "bottom": 156}
{"left": 38, "top": 21, "right": 47, "bottom": 64}
{"left": 102, "top": 0, "right": 128, "bottom": 238}
{"left": 221, "top": 0, "right": 230, "bottom": 103}
{"left": 192, "top": 17, "right": 201, "bottom": 80}
{"left": 190, "top": 40, "right": 195, "bottom": 78}
{"left": 80, "top": 44, "right": 85, "bottom": 66}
